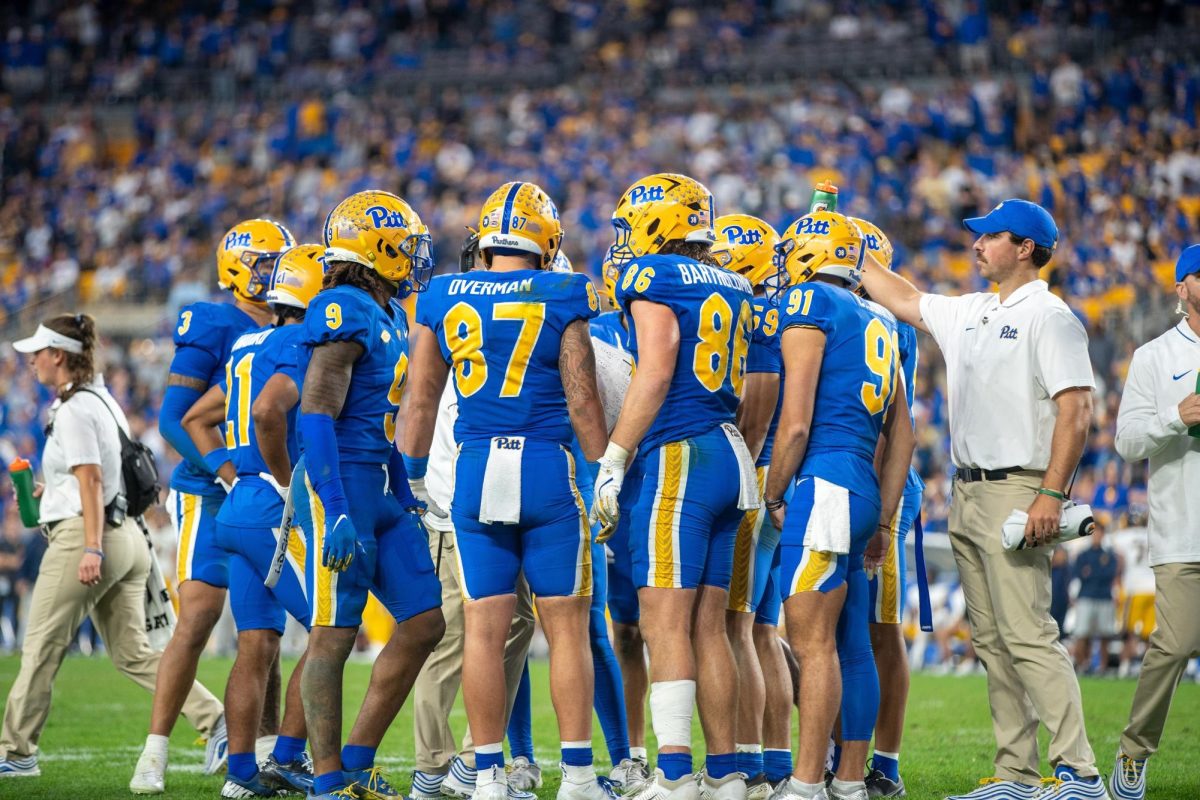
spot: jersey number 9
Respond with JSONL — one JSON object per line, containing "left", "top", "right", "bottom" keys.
{"left": 694, "top": 293, "right": 752, "bottom": 396}
{"left": 861, "top": 318, "right": 897, "bottom": 416}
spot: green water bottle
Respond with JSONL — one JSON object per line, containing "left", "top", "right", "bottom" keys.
{"left": 9, "top": 457, "right": 40, "bottom": 528}
{"left": 810, "top": 181, "right": 839, "bottom": 213}
{"left": 1190, "top": 372, "right": 1200, "bottom": 439}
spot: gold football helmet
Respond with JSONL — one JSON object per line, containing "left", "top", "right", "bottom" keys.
{"left": 712, "top": 214, "right": 780, "bottom": 288}
{"left": 323, "top": 190, "right": 434, "bottom": 291}
{"left": 848, "top": 216, "right": 893, "bottom": 270}
{"left": 477, "top": 182, "right": 563, "bottom": 269}
{"left": 607, "top": 173, "right": 716, "bottom": 268}
{"left": 217, "top": 219, "right": 296, "bottom": 303}
{"left": 267, "top": 244, "right": 325, "bottom": 309}
{"left": 774, "top": 211, "right": 865, "bottom": 295}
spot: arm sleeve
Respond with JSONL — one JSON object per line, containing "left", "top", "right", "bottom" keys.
{"left": 388, "top": 447, "right": 420, "bottom": 508}
{"left": 159, "top": 384, "right": 211, "bottom": 474}
{"left": 54, "top": 404, "right": 102, "bottom": 468}
{"left": 1115, "top": 347, "right": 1185, "bottom": 462}
{"left": 297, "top": 412, "right": 349, "bottom": 518}
{"left": 1034, "top": 309, "right": 1096, "bottom": 398}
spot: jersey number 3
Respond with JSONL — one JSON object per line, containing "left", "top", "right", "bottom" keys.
{"left": 443, "top": 301, "right": 546, "bottom": 398}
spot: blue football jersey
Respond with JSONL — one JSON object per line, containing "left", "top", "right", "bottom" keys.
{"left": 616, "top": 254, "right": 754, "bottom": 452}
{"left": 896, "top": 321, "right": 925, "bottom": 494}
{"left": 303, "top": 285, "right": 410, "bottom": 464}
{"left": 778, "top": 280, "right": 900, "bottom": 495}
{"left": 417, "top": 270, "right": 600, "bottom": 444}
{"left": 747, "top": 296, "right": 783, "bottom": 468}
{"left": 590, "top": 310, "right": 630, "bottom": 351}
{"left": 221, "top": 324, "right": 307, "bottom": 477}
{"left": 168, "top": 301, "right": 260, "bottom": 495}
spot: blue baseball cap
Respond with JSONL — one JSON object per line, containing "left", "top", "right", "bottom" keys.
{"left": 963, "top": 199, "right": 1059, "bottom": 250}
{"left": 1176, "top": 244, "right": 1200, "bottom": 282}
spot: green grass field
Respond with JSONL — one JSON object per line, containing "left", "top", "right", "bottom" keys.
{"left": 1, "top": 655, "right": 1197, "bottom": 799}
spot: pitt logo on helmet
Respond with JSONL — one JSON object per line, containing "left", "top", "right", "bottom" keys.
{"left": 848, "top": 217, "right": 893, "bottom": 271}
{"left": 607, "top": 173, "right": 716, "bottom": 269}
{"left": 772, "top": 210, "right": 865, "bottom": 299}
{"left": 476, "top": 181, "right": 563, "bottom": 270}
{"left": 711, "top": 214, "right": 780, "bottom": 288}
{"left": 323, "top": 190, "right": 434, "bottom": 294}
{"left": 217, "top": 218, "right": 296, "bottom": 304}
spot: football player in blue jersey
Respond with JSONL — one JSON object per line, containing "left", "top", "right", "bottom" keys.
{"left": 592, "top": 173, "right": 758, "bottom": 800}
{"left": 763, "top": 211, "right": 915, "bottom": 800}
{"left": 288, "top": 191, "right": 445, "bottom": 800}
{"left": 850, "top": 218, "right": 925, "bottom": 799}
{"left": 591, "top": 257, "right": 652, "bottom": 789}
{"left": 710, "top": 214, "right": 791, "bottom": 800}
{"left": 404, "top": 182, "right": 611, "bottom": 800}
{"left": 131, "top": 218, "right": 295, "bottom": 795}
{"left": 179, "top": 244, "right": 326, "bottom": 797}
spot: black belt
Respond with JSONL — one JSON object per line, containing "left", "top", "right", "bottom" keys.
{"left": 954, "top": 466, "right": 1027, "bottom": 483}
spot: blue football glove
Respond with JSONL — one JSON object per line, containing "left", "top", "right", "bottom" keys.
{"left": 322, "top": 513, "right": 360, "bottom": 572}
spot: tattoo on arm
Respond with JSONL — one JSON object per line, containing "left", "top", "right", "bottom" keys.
{"left": 167, "top": 373, "right": 208, "bottom": 393}
{"left": 559, "top": 319, "right": 608, "bottom": 460}
{"left": 300, "top": 341, "right": 362, "bottom": 417}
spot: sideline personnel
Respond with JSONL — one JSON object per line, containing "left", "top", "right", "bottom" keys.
{"left": 1109, "top": 245, "right": 1200, "bottom": 800}
{"left": 859, "top": 200, "right": 1107, "bottom": 800}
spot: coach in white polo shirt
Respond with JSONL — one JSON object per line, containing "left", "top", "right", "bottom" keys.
{"left": 1109, "top": 245, "right": 1200, "bottom": 800}
{"left": 860, "top": 200, "right": 1106, "bottom": 800}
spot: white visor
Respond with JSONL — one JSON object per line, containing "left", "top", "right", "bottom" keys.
{"left": 13, "top": 324, "right": 84, "bottom": 354}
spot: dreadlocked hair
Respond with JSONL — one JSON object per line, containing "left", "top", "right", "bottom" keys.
{"left": 659, "top": 239, "right": 720, "bottom": 268}
{"left": 323, "top": 260, "right": 394, "bottom": 295}
{"left": 44, "top": 313, "right": 97, "bottom": 401}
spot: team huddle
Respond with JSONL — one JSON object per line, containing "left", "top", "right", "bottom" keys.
{"left": 128, "top": 172, "right": 927, "bottom": 800}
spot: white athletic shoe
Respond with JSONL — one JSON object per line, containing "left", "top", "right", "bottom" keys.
{"left": 1109, "top": 751, "right": 1146, "bottom": 800}
{"left": 557, "top": 774, "right": 619, "bottom": 800}
{"left": 444, "top": 757, "right": 478, "bottom": 799}
{"left": 0, "top": 754, "right": 40, "bottom": 778}
{"left": 827, "top": 781, "right": 868, "bottom": 800}
{"left": 702, "top": 772, "right": 747, "bottom": 800}
{"left": 129, "top": 748, "right": 167, "bottom": 794}
{"left": 1034, "top": 774, "right": 1111, "bottom": 799}
{"left": 944, "top": 779, "right": 1041, "bottom": 799}
{"left": 203, "top": 714, "right": 229, "bottom": 775}
{"left": 610, "top": 758, "right": 651, "bottom": 793}
{"left": 471, "top": 766, "right": 537, "bottom": 800}
{"left": 509, "top": 757, "right": 544, "bottom": 791}
{"left": 627, "top": 769, "right": 702, "bottom": 800}
{"left": 768, "top": 778, "right": 829, "bottom": 800}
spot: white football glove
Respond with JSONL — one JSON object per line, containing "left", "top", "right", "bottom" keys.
{"left": 258, "top": 472, "right": 289, "bottom": 501}
{"left": 408, "top": 477, "right": 448, "bottom": 520}
{"left": 591, "top": 442, "right": 630, "bottom": 541}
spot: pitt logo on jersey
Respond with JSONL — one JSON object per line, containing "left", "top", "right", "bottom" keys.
{"left": 721, "top": 225, "right": 762, "bottom": 246}
{"left": 629, "top": 185, "right": 666, "bottom": 205}
{"left": 225, "top": 231, "right": 252, "bottom": 250}
{"left": 366, "top": 205, "right": 408, "bottom": 229}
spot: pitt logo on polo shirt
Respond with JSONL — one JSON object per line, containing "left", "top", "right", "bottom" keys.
{"left": 999, "top": 325, "right": 1019, "bottom": 340}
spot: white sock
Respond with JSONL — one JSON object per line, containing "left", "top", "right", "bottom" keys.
{"left": 143, "top": 734, "right": 169, "bottom": 757}
{"left": 788, "top": 778, "right": 825, "bottom": 799}
{"left": 831, "top": 778, "right": 867, "bottom": 794}
{"left": 630, "top": 747, "right": 648, "bottom": 762}
{"left": 563, "top": 764, "right": 597, "bottom": 783}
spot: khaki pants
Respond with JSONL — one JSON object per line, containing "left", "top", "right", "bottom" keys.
{"left": 412, "top": 526, "right": 536, "bottom": 773}
{"left": 0, "top": 517, "right": 223, "bottom": 759}
{"left": 950, "top": 473, "right": 1097, "bottom": 783}
{"left": 1120, "top": 562, "right": 1200, "bottom": 759}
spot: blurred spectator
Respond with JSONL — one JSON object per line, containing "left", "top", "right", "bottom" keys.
{"left": 1072, "top": 525, "right": 1122, "bottom": 673}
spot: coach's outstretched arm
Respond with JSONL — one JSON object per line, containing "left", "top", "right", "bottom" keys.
{"left": 859, "top": 253, "right": 929, "bottom": 333}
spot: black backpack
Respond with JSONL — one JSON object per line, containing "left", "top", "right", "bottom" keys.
{"left": 79, "top": 388, "right": 162, "bottom": 517}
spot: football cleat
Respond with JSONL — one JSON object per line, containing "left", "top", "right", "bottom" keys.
{"left": 702, "top": 771, "right": 747, "bottom": 800}
{"left": 477, "top": 181, "right": 564, "bottom": 269}
{"left": 472, "top": 765, "right": 537, "bottom": 800}
{"left": 323, "top": 190, "right": 433, "bottom": 292}
{"left": 267, "top": 243, "right": 326, "bottom": 310}
{"left": 627, "top": 768, "right": 702, "bottom": 800}
{"left": 508, "top": 757, "right": 543, "bottom": 791}
{"left": 773, "top": 211, "right": 865, "bottom": 297}
{"left": 441, "top": 755, "right": 477, "bottom": 799}
{"left": 220, "top": 772, "right": 286, "bottom": 798}
{"left": 204, "top": 714, "right": 230, "bottom": 775}
{"left": 712, "top": 214, "right": 781, "bottom": 288}
{"left": 607, "top": 173, "right": 716, "bottom": 269}
{"left": 828, "top": 782, "right": 869, "bottom": 800}
{"left": 864, "top": 766, "right": 905, "bottom": 797}
{"left": 745, "top": 774, "right": 773, "bottom": 800}
{"left": 557, "top": 774, "right": 620, "bottom": 800}
{"left": 258, "top": 752, "right": 314, "bottom": 794}
{"left": 1109, "top": 751, "right": 1145, "bottom": 800}
{"left": 218, "top": 219, "right": 296, "bottom": 304}
{"left": 768, "top": 779, "right": 829, "bottom": 800}
{"left": 345, "top": 766, "right": 401, "bottom": 799}
{"left": 610, "top": 758, "right": 651, "bottom": 793}
{"left": 0, "top": 754, "right": 40, "bottom": 777}
{"left": 943, "top": 778, "right": 1041, "bottom": 799}
{"left": 308, "top": 789, "right": 360, "bottom": 800}
{"left": 130, "top": 747, "right": 166, "bottom": 794}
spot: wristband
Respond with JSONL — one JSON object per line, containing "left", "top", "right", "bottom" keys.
{"left": 1037, "top": 487, "right": 1066, "bottom": 501}
{"left": 402, "top": 454, "right": 428, "bottom": 480}
{"left": 203, "top": 446, "right": 232, "bottom": 476}
{"left": 84, "top": 547, "right": 105, "bottom": 560}
{"left": 765, "top": 497, "right": 785, "bottom": 511}
{"left": 602, "top": 441, "right": 630, "bottom": 466}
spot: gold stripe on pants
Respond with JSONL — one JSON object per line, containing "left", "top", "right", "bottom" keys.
{"left": 0, "top": 517, "right": 223, "bottom": 760}
{"left": 411, "top": 526, "right": 536, "bottom": 773}
{"left": 1119, "top": 562, "right": 1200, "bottom": 759}
{"left": 949, "top": 472, "right": 1097, "bottom": 784}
